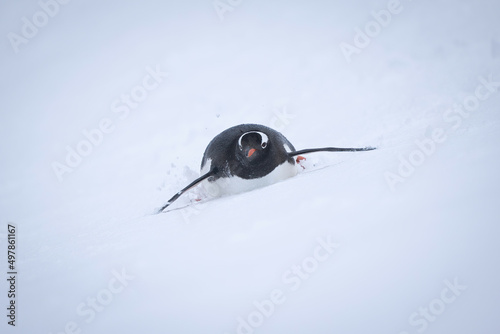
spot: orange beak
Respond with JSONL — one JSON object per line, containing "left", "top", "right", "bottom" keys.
{"left": 247, "top": 148, "right": 257, "bottom": 157}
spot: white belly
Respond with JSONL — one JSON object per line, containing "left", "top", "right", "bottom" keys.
{"left": 201, "top": 161, "right": 298, "bottom": 198}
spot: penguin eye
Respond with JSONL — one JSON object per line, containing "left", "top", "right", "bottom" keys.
{"left": 261, "top": 142, "right": 267, "bottom": 149}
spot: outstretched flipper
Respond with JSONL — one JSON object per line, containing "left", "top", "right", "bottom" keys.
{"left": 157, "top": 145, "right": 375, "bottom": 213}
{"left": 157, "top": 168, "right": 217, "bottom": 213}
{"left": 288, "top": 146, "right": 376, "bottom": 157}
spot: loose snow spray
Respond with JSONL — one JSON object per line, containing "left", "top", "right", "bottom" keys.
{"left": 384, "top": 74, "right": 500, "bottom": 191}
{"left": 224, "top": 236, "right": 340, "bottom": 334}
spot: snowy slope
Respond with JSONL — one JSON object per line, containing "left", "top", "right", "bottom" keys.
{"left": 1, "top": 0, "right": 500, "bottom": 333}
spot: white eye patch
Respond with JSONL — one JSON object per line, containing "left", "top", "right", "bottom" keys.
{"left": 238, "top": 131, "right": 269, "bottom": 150}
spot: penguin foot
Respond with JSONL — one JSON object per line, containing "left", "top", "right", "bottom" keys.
{"left": 296, "top": 155, "right": 306, "bottom": 169}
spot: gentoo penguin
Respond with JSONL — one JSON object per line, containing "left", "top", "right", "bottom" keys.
{"left": 158, "top": 124, "right": 374, "bottom": 213}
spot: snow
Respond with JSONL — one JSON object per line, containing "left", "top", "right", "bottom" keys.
{"left": 1, "top": 0, "right": 500, "bottom": 333}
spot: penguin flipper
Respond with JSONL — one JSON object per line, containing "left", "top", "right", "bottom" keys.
{"left": 288, "top": 146, "right": 376, "bottom": 156}
{"left": 157, "top": 168, "right": 217, "bottom": 214}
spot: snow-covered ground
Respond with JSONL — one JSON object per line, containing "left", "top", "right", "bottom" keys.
{"left": 1, "top": 0, "right": 500, "bottom": 333}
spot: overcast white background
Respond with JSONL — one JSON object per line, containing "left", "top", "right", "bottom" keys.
{"left": 1, "top": 0, "right": 500, "bottom": 333}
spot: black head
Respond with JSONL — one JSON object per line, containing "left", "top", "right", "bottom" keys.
{"left": 236, "top": 131, "right": 269, "bottom": 163}
{"left": 201, "top": 124, "right": 296, "bottom": 180}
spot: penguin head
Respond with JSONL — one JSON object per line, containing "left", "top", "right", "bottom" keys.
{"left": 236, "top": 131, "right": 269, "bottom": 164}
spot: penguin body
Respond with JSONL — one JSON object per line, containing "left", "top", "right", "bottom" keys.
{"left": 201, "top": 157, "right": 298, "bottom": 197}
{"left": 200, "top": 124, "right": 298, "bottom": 195}
{"left": 158, "top": 123, "right": 375, "bottom": 212}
